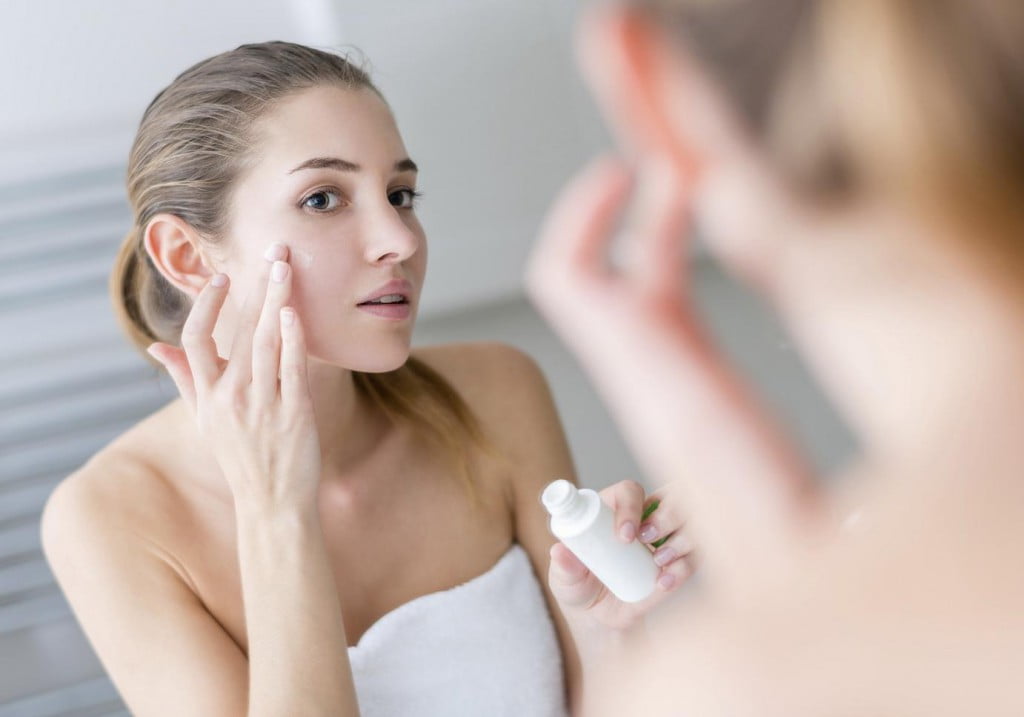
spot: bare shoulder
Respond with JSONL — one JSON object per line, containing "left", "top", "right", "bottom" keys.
{"left": 39, "top": 424, "right": 249, "bottom": 715}
{"left": 410, "top": 340, "right": 552, "bottom": 418}
{"left": 41, "top": 420, "right": 196, "bottom": 591}
{"left": 410, "top": 340, "right": 575, "bottom": 495}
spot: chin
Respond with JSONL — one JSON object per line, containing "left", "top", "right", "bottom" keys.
{"left": 310, "top": 337, "right": 413, "bottom": 374}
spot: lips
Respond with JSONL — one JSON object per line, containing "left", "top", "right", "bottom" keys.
{"left": 357, "top": 302, "right": 412, "bottom": 320}
{"left": 357, "top": 278, "right": 413, "bottom": 305}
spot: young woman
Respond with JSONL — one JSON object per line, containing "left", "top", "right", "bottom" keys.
{"left": 531, "top": 1, "right": 1024, "bottom": 715}
{"left": 39, "top": 41, "right": 692, "bottom": 716}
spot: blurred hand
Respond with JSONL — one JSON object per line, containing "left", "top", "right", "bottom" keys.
{"left": 525, "top": 153, "right": 824, "bottom": 599}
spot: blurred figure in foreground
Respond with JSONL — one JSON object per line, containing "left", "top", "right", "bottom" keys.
{"left": 529, "top": 0, "right": 1024, "bottom": 714}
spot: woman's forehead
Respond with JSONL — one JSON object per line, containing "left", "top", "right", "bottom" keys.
{"left": 255, "top": 86, "right": 406, "bottom": 171}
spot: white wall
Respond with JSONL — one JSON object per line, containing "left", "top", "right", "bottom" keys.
{"left": 0, "top": 0, "right": 609, "bottom": 316}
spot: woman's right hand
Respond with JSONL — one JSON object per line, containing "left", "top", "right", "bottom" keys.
{"left": 145, "top": 243, "right": 322, "bottom": 511}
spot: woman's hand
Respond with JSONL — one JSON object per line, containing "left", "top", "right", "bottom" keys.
{"left": 145, "top": 243, "right": 321, "bottom": 511}
{"left": 548, "top": 479, "right": 696, "bottom": 632}
{"left": 525, "top": 155, "right": 824, "bottom": 597}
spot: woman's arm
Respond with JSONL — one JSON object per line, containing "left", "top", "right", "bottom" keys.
{"left": 480, "top": 342, "right": 682, "bottom": 716}
{"left": 41, "top": 471, "right": 248, "bottom": 716}
{"left": 485, "top": 345, "right": 585, "bottom": 713}
{"left": 234, "top": 498, "right": 358, "bottom": 717}
{"left": 55, "top": 249, "right": 361, "bottom": 716}
{"left": 41, "top": 466, "right": 359, "bottom": 717}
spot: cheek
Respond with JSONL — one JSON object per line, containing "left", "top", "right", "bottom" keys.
{"left": 289, "top": 260, "right": 359, "bottom": 316}
{"left": 290, "top": 246, "right": 315, "bottom": 269}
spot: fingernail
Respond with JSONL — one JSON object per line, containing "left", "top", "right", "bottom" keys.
{"left": 653, "top": 546, "right": 677, "bottom": 567}
{"left": 264, "top": 242, "right": 287, "bottom": 262}
{"left": 271, "top": 261, "right": 289, "bottom": 282}
{"left": 618, "top": 521, "right": 636, "bottom": 542}
{"left": 210, "top": 273, "right": 227, "bottom": 287}
{"left": 658, "top": 573, "right": 676, "bottom": 590}
{"left": 639, "top": 522, "right": 658, "bottom": 543}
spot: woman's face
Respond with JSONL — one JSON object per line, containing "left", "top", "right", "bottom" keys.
{"left": 212, "top": 85, "right": 427, "bottom": 373}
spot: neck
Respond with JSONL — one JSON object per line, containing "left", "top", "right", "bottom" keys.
{"left": 305, "top": 359, "right": 391, "bottom": 480}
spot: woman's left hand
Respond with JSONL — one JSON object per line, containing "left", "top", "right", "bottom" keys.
{"left": 548, "top": 479, "right": 695, "bottom": 632}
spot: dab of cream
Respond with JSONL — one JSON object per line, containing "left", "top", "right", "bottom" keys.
{"left": 292, "top": 248, "right": 314, "bottom": 268}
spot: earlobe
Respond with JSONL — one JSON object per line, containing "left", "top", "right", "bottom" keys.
{"left": 142, "top": 214, "right": 214, "bottom": 297}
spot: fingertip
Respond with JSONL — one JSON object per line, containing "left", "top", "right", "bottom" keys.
{"left": 618, "top": 520, "right": 637, "bottom": 543}
{"left": 659, "top": 555, "right": 693, "bottom": 590}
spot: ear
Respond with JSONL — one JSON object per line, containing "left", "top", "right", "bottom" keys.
{"left": 575, "top": 4, "right": 797, "bottom": 292}
{"left": 574, "top": 4, "right": 750, "bottom": 178}
{"left": 142, "top": 213, "right": 217, "bottom": 298}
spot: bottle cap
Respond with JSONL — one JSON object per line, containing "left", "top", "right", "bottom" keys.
{"left": 541, "top": 479, "right": 576, "bottom": 515}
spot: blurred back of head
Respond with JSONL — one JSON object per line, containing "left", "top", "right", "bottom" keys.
{"left": 637, "top": 0, "right": 1024, "bottom": 291}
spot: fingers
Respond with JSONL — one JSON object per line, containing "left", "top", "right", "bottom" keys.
{"left": 600, "top": 479, "right": 648, "bottom": 543}
{"left": 178, "top": 273, "right": 231, "bottom": 395}
{"left": 638, "top": 488, "right": 687, "bottom": 549}
{"left": 548, "top": 542, "right": 604, "bottom": 611}
{"left": 251, "top": 259, "right": 293, "bottom": 404}
{"left": 526, "top": 155, "right": 632, "bottom": 299}
{"left": 650, "top": 526, "right": 695, "bottom": 566}
{"left": 654, "top": 553, "right": 695, "bottom": 593}
{"left": 278, "top": 305, "right": 310, "bottom": 414}
{"left": 627, "top": 158, "right": 691, "bottom": 301}
{"left": 224, "top": 243, "right": 288, "bottom": 386}
{"left": 146, "top": 343, "right": 197, "bottom": 412}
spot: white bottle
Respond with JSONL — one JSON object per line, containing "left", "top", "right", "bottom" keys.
{"left": 541, "top": 479, "right": 659, "bottom": 603}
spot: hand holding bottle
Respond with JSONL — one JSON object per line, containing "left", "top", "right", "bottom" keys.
{"left": 546, "top": 479, "right": 695, "bottom": 632}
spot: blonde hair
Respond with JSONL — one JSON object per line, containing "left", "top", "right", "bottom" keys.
{"left": 639, "top": 0, "right": 1024, "bottom": 292}
{"left": 111, "top": 41, "right": 496, "bottom": 502}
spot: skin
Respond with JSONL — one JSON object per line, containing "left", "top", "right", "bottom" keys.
{"left": 39, "top": 84, "right": 692, "bottom": 715}
{"left": 528, "top": 5, "right": 1024, "bottom": 716}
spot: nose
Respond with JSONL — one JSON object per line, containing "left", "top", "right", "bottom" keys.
{"left": 362, "top": 201, "right": 420, "bottom": 265}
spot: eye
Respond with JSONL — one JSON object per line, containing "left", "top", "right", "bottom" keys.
{"left": 389, "top": 188, "right": 423, "bottom": 209}
{"left": 301, "top": 188, "right": 343, "bottom": 213}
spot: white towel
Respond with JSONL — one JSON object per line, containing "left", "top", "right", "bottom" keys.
{"left": 347, "top": 542, "right": 568, "bottom": 716}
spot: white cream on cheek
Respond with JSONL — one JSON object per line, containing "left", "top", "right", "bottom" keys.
{"left": 291, "top": 248, "right": 315, "bottom": 268}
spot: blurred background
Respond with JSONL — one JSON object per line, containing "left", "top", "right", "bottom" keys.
{"left": 0, "top": 0, "right": 856, "bottom": 714}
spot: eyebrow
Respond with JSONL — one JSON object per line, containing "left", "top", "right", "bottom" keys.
{"left": 287, "top": 157, "right": 418, "bottom": 174}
